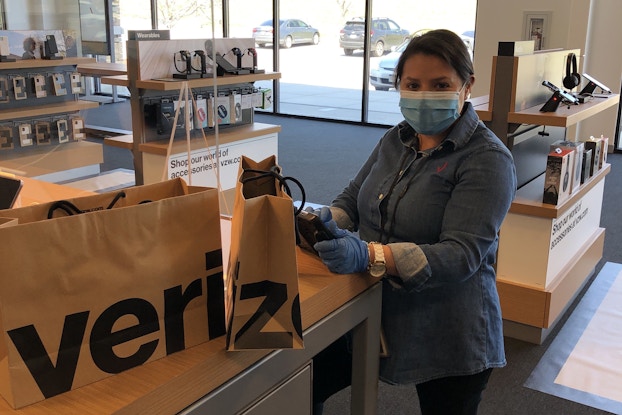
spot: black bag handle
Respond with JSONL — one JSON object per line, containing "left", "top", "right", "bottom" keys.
{"left": 241, "top": 165, "right": 307, "bottom": 245}
{"left": 241, "top": 165, "right": 307, "bottom": 215}
{"left": 47, "top": 191, "right": 128, "bottom": 219}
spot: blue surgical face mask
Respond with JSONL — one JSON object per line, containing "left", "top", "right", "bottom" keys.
{"left": 399, "top": 86, "right": 466, "bottom": 135}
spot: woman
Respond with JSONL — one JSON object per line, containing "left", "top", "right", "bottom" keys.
{"left": 312, "top": 29, "right": 517, "bottom": 414}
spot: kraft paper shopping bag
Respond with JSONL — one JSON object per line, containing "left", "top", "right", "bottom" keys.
{"left": 0, "top": 178, "right": 226, "bottom": 408}
{"left": 225, "top": 155, "right": 304, "bottom": 351}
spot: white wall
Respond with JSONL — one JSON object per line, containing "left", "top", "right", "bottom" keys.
{"left": 473, "top": 0, "right": 621, "bottom": 144}
{"left": 5, "top": 0, "right": 44, "bottom": 29}
{"left": 578, "top": 0, "right": 622, "bottom": 144}
{"left": 5, "top": 0, "right": 79, "bottom": 33}
{"left": 472, "top": 0, "right": 590, "bottom": 97}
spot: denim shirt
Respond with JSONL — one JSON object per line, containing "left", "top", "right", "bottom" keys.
{"left": 331, "top": 102, "right": 517, "bottom": 384}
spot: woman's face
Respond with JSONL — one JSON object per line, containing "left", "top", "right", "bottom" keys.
{"left": 399, "top": 53, "right": 472, "bottom": 102}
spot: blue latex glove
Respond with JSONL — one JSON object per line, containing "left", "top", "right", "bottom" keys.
{"left": 305, "top": 206, "right": 347, "bottom": 238}
{"left": 314, "top": 229, "right": 369, "bottom": 274}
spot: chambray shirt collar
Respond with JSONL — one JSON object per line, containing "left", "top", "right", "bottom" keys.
{"left": 397, "top": 102, "right": 480, "bottom": 153}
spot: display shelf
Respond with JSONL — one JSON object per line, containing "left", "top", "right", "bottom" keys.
{"left": 135, "top": 72, "right": 280, "bottom": 91}
{"left": 483, "top": 47, "right": 613, "bottom": 343}
{"left": 100, "top": 75, "right": 129, "bottom": 87}
{"left": 139, "top": 122, "right": 281, "bottom": 156}
{"left": 470, "top": 95, "right": 492, "bottom": 121}
{"left": 0, "top": 57, "right": 104, "bottom": 179}
{"left": 0, "top": 100, "right": 99, "bottom": 122}
{"left": 77, "top": 62, "right": 127, "bottom": 77}
{"left": 125, "top": 37, "right": 281, "bottom": 186}
{"left": 0, "top": 57, "right": 95, "bottom": 70}
{"left": 0, "top": 141, "right": 104, "bottom": 177}
{"left": 509, "top": 163, "right": 610, "bottom": 218}
{"left": 507, "top": 94, "right": 619, "bottom": 127}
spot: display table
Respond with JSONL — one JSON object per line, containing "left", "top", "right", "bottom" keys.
{"left": 12, "top": 176, "right": 96, "bottom": 207}
{"left": 496, "top": 164, "right": 609, "bottom": 343}
{"left": 77, "top": 62, "right": 128, "bottom": 104}
{"left": 1, "top": 179, "right": 382, "bottom": 414}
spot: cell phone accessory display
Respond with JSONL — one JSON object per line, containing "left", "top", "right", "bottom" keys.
{"left": 210, "top": 52, "right": 250, "bottom": 76}
{"left": 193, "top": 50, "right": 207, "bottom": 77}
{"left": 193, "top": 94, "right": 208, "bottom": 129}
{"left": 33, "top": 74, "right": 47, "bottom": 98}
{"left": 52, "top": 73, "right": 67, "bottom": 96}
{"left": 0, "top": 125, "right": 13, "bottom": 150}
{"left": 579, "top": 73, "right": 613, "bottom": 95}
{"left": 173, "top": 50, "right": 202, "bottom": 79}
{"left": 157, "top": 98, "right": 175, "bottom": 134}
{"left": 18, "top": 123, "right": 34, "bottom": 147}
{"left": 35, "top": 121, "right": 52, "bottom": 145}
{"left": 56, "top": 119, "right": 69, "bottom": 143}
{"left": 173, "top": 97, "right": 192, "bottom": 129}
{"left": 70, "top": 72, "right": 82, "bottom": 94}
{"left": 230, "top": 92, "right": 242, "bottom": 123}
{"left": 215, "top": 94, "right": 231, "bottom": 124}
{"left": 540, "top": 80, "right": 578, "bottom": 112}
{"left": 71, "top": 116, "right": 85, "bottom": 141}
{"left": 0, "top": 76, "right": 9, "bottom": 103}
{"left": 43, "top": 34, "right": 62, "bottom": 60}
{"left": 246, "top": 47, "right": 265, "bottom": 74}
{"left": 12, "top": 76, "right": 27, "bottom": 100}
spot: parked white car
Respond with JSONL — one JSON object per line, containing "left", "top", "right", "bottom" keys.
{"left": 370, "top": 31, "right": 475, "bottom": 91}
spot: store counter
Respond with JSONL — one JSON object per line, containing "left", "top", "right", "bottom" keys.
{"left": 0, "top": 180, "right": 382, "bottom": 415}
{"left": 11, "top": 176, "right": 96, "bottom": 207}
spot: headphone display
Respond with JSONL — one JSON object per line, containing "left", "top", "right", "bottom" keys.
{"left": 563, "top": 53, "right": 581, "bottom": 90}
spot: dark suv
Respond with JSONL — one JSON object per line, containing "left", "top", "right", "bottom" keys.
{"left": 339, "top": 18, "right": 409, "bottom": 57}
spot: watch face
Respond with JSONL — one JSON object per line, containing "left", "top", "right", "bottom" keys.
{"left": 370, "top": 263, "right": 386, "bottom": 278}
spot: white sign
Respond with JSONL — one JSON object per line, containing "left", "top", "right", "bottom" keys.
{"left": 166, "top": 134, "right": 278, "bottom": 190}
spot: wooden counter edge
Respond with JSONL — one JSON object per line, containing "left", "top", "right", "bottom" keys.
{"left": 139, "top": 123, "right": 282, "bottom": 155}
{"left": 136, "top": 72, "right": 281, "bottom": 91}
{"left": 507, "top": 94, "right": 619, "bottom": 127}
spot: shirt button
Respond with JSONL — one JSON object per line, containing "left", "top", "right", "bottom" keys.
{"left": 378, "top": 193, "right": 384, "bottom": 200}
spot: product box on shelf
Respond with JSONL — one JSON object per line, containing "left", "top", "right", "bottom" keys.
{"left": 582, "top": 138, "right": 602, "bottom": 177}
{"left": 253, "top": 88, "right": 272, "bottom": 109}
{"left": 230, "top": 93, "right": 242, "bottom": 123}
{"left": 581, "top": 148, "right": 592, "bottom": 184}
{"left": 542, "top": 147, "right": 574, "bottom": 205}
{"left": 596, "top": 135, "right": 608, "bottom": 167}
{"left": 550, "top": 140, "right": 584, "bottom": 194}
{"left": 215, "top": 94, "right": 231, "bottom": 124}
{"left": 193, "top": 94, "right": 208, "bottom": 129}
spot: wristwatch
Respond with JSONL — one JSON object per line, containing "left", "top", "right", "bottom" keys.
{"left": 368, "top": 242, "right": 387, "bottom": 278}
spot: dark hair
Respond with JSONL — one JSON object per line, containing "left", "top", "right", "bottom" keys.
{"left": 394, "top": 29, "right": 473, "bottom": 89}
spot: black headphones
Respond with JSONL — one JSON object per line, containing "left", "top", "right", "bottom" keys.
{"left": 563, "top": 53, "right": 581, "bottom": 90}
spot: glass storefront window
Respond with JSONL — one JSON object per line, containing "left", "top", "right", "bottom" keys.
{"left": 226, "top": 0, "right": 476, "bottom": 125}
{"left": 156, "top": 0, "right": 223, "bottom": 40}
{"left": 117, "top": 0, "right": 153, "bottom": 63}
{"left": 367, "top": 0, "right": 477, "bottom": 125}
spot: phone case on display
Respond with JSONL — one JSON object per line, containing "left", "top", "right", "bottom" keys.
{"left": 35, "top": 122, "right": 52, "bottom": 145}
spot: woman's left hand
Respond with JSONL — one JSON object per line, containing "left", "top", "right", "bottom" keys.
{"left": 314, "top": 231, "right": 369, "bottom": 274}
